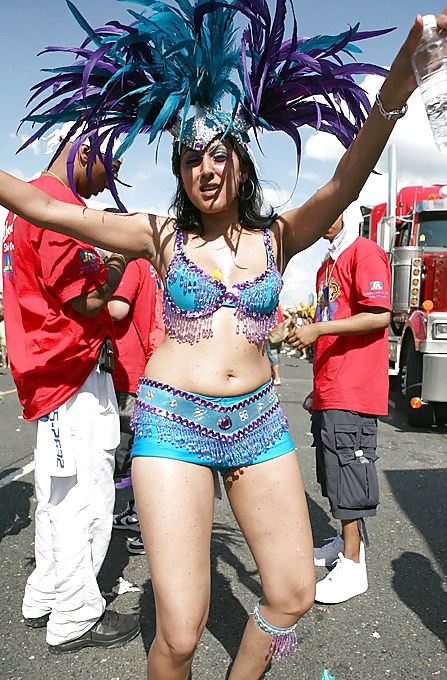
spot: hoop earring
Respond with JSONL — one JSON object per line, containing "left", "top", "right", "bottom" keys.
{"left": 237, "top": 178, "right": 255, "bottom": 201}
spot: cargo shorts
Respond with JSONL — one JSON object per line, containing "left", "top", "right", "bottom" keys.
{"left": 311, "top": 409, "right": 380, "bottom": 520}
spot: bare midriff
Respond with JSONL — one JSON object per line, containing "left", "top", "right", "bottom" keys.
{"left": 144, "top": 306, "right": 271, "bottom": 396}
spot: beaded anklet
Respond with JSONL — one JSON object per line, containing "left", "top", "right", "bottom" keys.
{"left": 252, "top": 600, "right": 298, "bottom": 660}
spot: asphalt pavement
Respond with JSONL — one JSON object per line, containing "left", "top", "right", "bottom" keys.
{"left": 0, "top": 357, "right": 446, "bottom": 680}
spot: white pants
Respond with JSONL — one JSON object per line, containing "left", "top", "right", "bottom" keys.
{"left": 22, "top": 366, "right": 119, "bottom": 645}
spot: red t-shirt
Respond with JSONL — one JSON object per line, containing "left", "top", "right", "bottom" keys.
{"left": 149, "top": 284, "right": 166, "bottom": 354}
{"left": 313, "top": 236, "right": 391, "bottom": 415}
{"left": 2, "top": 175, "right": 113, "bottom": 420}
{"left": 111, "top": 260, "right": 165, "bottom": 393}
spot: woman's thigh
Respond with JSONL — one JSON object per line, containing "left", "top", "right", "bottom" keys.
{"left": 224, "top": 452, "right": 315, "bottom": 611}
{"left": 132, "top": 457, "right": 215, "bottom": 633}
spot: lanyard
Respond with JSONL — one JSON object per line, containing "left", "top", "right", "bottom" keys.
{"left": 325, "top": 258, "right": 337, "bottom": 288}
{"left": 322, "top": 258, "right": 337, "bottom": 308}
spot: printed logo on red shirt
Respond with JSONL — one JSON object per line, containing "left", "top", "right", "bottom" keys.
{"left": 3, "top": 252, "right": 13, "bottom": 278}
{"left": 363, "top": 280, "right": 388, "bottom": 299}
{"left": 79, "top": 249, "right": 101, "bottom": 274}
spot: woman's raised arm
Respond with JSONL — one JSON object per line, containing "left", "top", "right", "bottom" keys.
{"left": 0, "top": 169, "right": 171, "bottom": 268}
{"left": 279, "top": 8, "right": 447, "bottom": 264}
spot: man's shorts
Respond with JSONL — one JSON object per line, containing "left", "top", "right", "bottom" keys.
{"left": 311, "top": 409, "right": 380, "bottom": 520}
{"left": 266, "top": 342, "right": 281, "bottom": 366}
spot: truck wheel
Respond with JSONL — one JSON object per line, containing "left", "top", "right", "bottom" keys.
{"left": 433, "top": 403, "right": 447, "bottom": 427}
{"left": 404, "top": 341, "right": 434, "bottom": 427}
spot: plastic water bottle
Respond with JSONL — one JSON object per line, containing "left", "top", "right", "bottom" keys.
{"left": 412, "top": 14, "right": 447, "bottom": 153}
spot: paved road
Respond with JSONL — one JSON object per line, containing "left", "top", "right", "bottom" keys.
{"left": 0, "top": 358, "right": 446, "bottom": 680}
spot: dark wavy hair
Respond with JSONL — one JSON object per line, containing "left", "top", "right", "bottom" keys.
{"left": 170, "top": 136, "right": 277, "bottom": 232}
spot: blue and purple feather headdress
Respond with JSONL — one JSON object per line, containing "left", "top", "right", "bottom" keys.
{"left": 19, "top": 0, "right": 392, "bottom": 209}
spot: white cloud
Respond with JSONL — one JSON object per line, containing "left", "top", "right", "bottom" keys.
{"left": 18, "top": 133, "right": 41, "bottom": 156}
{"left": 6, "top": 167, "right": 30, "bottom": 181}
{"left": 281, "top": 241, "right": 327, "bottom": 307}
{"left": 262, "top": 186, "right": 294, "bottom": 210}
{"left": 304, "top": 73, "right": 447, "bottom": 194}
{"left": 133, "top": 204, "right": 171, "bottom": 216}
{"left": 86, "top": 198, "right": 115, "bottom": 211}
{"left": 358, "top": 172, "right": 389, "bottom": 208}
{"left": 305, "top": 132, "right": 344, "bottom": 163}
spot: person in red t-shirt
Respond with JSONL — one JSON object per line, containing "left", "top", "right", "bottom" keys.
{"left": 289, "top": 207, "right": 391, "bottom": 605}
{"left": 109, "top": 257, "right": 165, "bottom": 555}
{"left": 2, "top": 132, "right": 140, "bottom": 652}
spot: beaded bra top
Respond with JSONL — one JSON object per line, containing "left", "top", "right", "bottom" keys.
{"left": 164, "top": 228, "right": 283, "bottom": 344}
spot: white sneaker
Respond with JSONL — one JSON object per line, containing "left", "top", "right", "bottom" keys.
{"left": 314, "top": 533, "right": 344, "bottom": 567}
{"left": 314, "top": 544, "right": 368, "bottom": 604}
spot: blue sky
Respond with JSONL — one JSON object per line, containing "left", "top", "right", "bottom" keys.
{"left": 2, "top": 0, "right": 447, "bottom": 304}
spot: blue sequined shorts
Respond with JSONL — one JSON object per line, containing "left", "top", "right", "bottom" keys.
{"left": 130, "top": 379, "right": 295, "bottom": 474}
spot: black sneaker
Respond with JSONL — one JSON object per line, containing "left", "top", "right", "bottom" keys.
{"left": 47, "top": 610, "right": 140, "bottom": 654}
{"left": 24, "top": 613, "right": 50, "bottom": 628}
{"left": 112, "top": 500, "right": 140, "bottom": 532}
{"left": 127, "top": 536, "right": 145, "bottom": 555}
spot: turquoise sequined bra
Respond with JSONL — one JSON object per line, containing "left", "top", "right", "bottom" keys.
{"left": 164, "top": 228, "right": 283, "bottom": 344}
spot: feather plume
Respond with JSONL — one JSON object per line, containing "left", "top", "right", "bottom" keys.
{"left": 235, "top": 0, "right": 393, "bottom": 171}
{"left": 18, "top": 0, "right": 395, "bottom": 205}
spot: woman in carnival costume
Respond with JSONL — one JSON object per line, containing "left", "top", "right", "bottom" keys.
{"left": 1, "top": 1, "right": 446, "bottom": 677}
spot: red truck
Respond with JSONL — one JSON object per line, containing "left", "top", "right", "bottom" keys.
{"left": 363, "top": 183, "right": 447, "bottom": 427}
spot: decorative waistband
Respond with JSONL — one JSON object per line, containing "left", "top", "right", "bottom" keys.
{"left": 130, "top": 379, "right": 289, "bottom": 467}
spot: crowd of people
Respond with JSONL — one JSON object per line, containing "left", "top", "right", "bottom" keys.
{"left": 1, "top": 1, "right": 445, "bottom": 679}
{"left": 266, "top": 306, "right": 315, "bottom": 385}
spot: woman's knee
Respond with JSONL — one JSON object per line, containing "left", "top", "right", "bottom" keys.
{"left": 157, "top": 618, "right": 207, "bottom": 663}
{"left": 264, "top": 576, "right": 316, "bottom": 620}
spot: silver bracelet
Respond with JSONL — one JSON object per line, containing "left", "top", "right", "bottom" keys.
{"left": 375, "top": 92, "right": 408, "bottom": 121}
